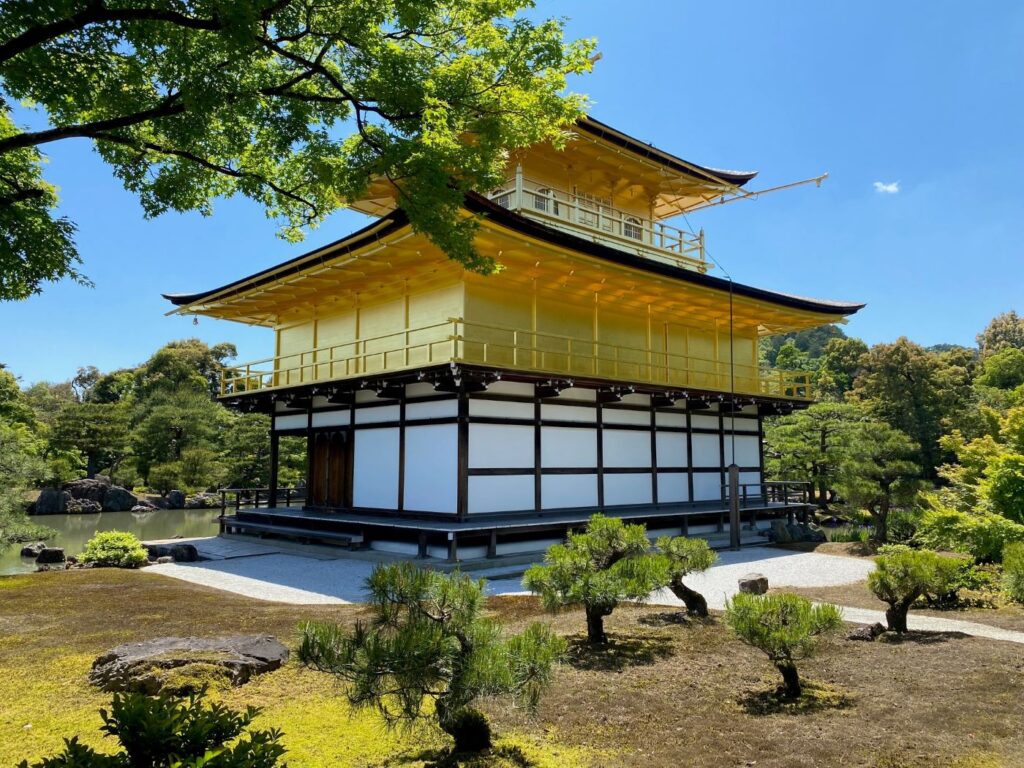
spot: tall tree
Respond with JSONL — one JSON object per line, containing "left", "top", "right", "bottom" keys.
{"left": 977, "top": 310, "right": 1024, "bottom": 355}
{"left": 814, "top": 336, "right": 867, "bottom": 401}
{"left": 763, "top": 402, "right": 868, "bottom": 508}
{"left": 835, "top": 422, "right": 920, "bottom": 542}
{"left": 851, "top": 338, "right": 970, "bottom": 477}
{"left": 0, "top": 0, "right": 593, "bottom": 298}
{"left": 51, "top": 400, "right": 131, "bottom": 478}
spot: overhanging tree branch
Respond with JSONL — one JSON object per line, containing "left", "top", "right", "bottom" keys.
{"left": 0, "top": 96, "right": 185, "bottom": 154}
{"left": 92, "top": 131, "right": 321, "bottom": 219}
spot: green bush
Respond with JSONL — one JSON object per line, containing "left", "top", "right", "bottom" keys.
{"left": 80, "top": 530, "right": 148, "bottom": 568}
{"left": 868, "top": 545, "right": 964, "bottom": 632}
{"left": 299, "top": 563, "right": 565, "bottom": 754}
{"left": 19, "top": 689, "right": 285, "bottom": 768}
{"left": 916, "top": 504, "right": 1024, "bottom": 562}
{"left": 1003, "top": 542, "right": 1024, "bottom": 603}
{"left": 725, "top": 592, "right": 843, "bottom": 699}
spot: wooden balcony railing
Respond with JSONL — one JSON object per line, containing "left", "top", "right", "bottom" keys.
{"left": 220, "top": 318, "right": 813, "bottom": 401}
{"left": 489, "top": 171, "right": 708, "bottom": 272}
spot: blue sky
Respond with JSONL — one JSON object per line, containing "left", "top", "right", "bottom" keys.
{"left": 3, "top": 1, "right": 1023, "bottom": 384}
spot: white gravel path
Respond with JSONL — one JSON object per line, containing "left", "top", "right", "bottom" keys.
{"left": 145, "top": 543, "right": 1024, "bottom": 645}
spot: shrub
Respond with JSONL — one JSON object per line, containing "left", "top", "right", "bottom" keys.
{"left": 18, "top": 689, "right": 285, "bottom": 768}
{"left": 867, "top": 545, "right": 964, "bottom": 632}
{"left": 655, "top": 536, "right": 717, "bottom": 617}
{"left": 299, "top": 563, "right": 565, "bottom": 754}
{"left": 1004, "top": 542, "right": 1024, "bottom": 603}
{"left": 982, "top": 454, "right": 1024, "bottom": 523}
{"left": 148, "top": 462, "right": 182, "bottom": 497}
{"left": 80, "top": 530, "right": 148, "bottom": 568}
{"left": 725, "top": 592, "right": 842, "bottom": 699}
{"left": 916, "top": 504, "right": 1024, "bottom": 562}
{"left": 524, "top": 514, "right": 668, "bottom": 644}
{"left": 921, "top": 556, "right": 984, "bottom": 609}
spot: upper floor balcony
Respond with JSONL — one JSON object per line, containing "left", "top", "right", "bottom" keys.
{"left": 488, "top": 171, "right": 708, "bottom": 273}
{"left": 220, "top": 318, "right": 812, "bottom": 402}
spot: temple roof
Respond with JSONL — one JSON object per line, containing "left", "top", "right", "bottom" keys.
{"left": 575, "top": 116, "right": 759, "bottom": 188}
{"left": 164, "top": 194, "right": 864, "bottom": 325}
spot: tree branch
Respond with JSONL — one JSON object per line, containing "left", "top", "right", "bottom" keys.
{"left": 93, "top": 131, "right": 320, "bottom": 219}
{"left": 0, "top": 95, "right": 184, "bottom": 154}
{"left": 0, "top": 1, "right": 222, "bottom": 66}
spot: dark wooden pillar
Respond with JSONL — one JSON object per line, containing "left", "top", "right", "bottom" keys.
{"left": 456, "top": 388, "right": 469, "bottom": 521}
{"left": 268, "top": 430, "right": 280, "bottom": 508}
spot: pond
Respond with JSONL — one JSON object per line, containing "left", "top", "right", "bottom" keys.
{"left": 0, "top": 509, "right": 222, "bottom": 576}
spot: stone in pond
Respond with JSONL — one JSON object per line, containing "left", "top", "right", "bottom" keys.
{"left": 66, "top": 498, "right": 102, "bottom": 514}
{"left": 21, "top": 542, "right": 46, "bottom": 558}
{"left": 35, "top": 547, "right": 66, "bottom": 565}
{"left": 63, "top": 477, "right": 110, "bottom": 504}
{"left": 166, "top": 490, "right": 186, "bottom": 509}
{"left": 89, "top": 635, "right": 289, "bottom": 694}
{"left": 31, "top": 488, "right": 71, "bottom": 515}
{"left": 102, "top": 485, "right": 138, "bottom": 512}
{"left": 738, "top": 573, "right": 769, "bottom": 595}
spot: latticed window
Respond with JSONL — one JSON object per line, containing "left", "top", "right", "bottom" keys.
{"left": 623, "top": 216, "right": 643, "bottom": 241}
{"left": 575, "top": 189, "right": 613, "bottom": 231}
{"left": 490, "top": 188, "right": 511, "bottom": 209}
{"left": 533, "top": 187, "right": 557, "bottom": 214}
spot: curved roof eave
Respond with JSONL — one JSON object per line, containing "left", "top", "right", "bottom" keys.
{"left": 576, "top": 116, "right": 759, "bottom": 188}
{"left": 463, "top": 193, "right": 864, "bottom": 316}
{"left": 164, "top": 196, "right": 864, "bottom": 318}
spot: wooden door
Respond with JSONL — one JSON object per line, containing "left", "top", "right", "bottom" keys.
{"left": 308, "top": 430, "right": 350, "bottom": 508}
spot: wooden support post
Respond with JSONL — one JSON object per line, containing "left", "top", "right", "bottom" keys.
{"left": 269, "top": 431, "right": 280, "bottom": 508}
{"left": 418, "top": 531, "right": 428, "bottom": 559}
{"left": 448, "top": 532, "right": 458, "bottom": 563}
{"left": 487, "top": 530, "right": 498, "bottom": 559}
{"left": 728, "top": 464, "right": 741, "bottom": 551}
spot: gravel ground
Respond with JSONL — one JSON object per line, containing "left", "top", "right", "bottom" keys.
{"left": 146, "top": 540, "right": 1024, "bottom": 644}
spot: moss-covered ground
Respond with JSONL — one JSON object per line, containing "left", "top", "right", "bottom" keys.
{"left": 3, "top": 568, "right": 1024, "bottom": 767}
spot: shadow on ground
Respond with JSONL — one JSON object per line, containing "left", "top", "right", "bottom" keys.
{"left": 738, "top": 680, "right": 855, "bottom": 716}
{"left": 637, "top": 610, "right": 716, "bottom": 628}
{"left": 879, "top": 630, "right": 970, "bottom": 646}
{"left": 563, "top": 633, "right": 675, "bottom": 672}
{"left": 381, "top": 745, "right": 536, "bottom": 768}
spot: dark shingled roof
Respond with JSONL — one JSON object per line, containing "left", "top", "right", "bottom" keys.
{"left": 575, "top": 116, "right": 759, "bottom": 187}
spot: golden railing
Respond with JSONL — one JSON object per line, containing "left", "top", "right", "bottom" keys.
{"left": 489, "top": 173, "right": 707, "bottom": 272}
{"left": 220, "top": 318, "right": 813, "bottom": 400}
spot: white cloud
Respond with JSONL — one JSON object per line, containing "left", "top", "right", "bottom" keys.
{"left": 873, "top": 181, "right": 900, "bottom": 194}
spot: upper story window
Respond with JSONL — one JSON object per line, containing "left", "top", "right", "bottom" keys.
{"left": 490, "top": 188, "right": 511, "bottom": 209}
{"left": 533, "top": 186, "right": 558, "bottom": 215}
{"left": 623, "top": 216, "right": 643, "bottom": 241}
{"left": 575, "top": 190, "right": 614, "bottom": 232}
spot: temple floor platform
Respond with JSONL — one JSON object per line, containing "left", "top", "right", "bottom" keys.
{"left": 219, "top": 499, "right": 810, "bottom": 561}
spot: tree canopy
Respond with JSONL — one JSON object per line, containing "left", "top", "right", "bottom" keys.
{"left": 0, "top": 0, "right": 594, "bottom": 298}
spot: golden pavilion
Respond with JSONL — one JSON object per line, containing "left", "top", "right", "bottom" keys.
{"left": 165, "top": 117, "right": 863, "bottom": 560}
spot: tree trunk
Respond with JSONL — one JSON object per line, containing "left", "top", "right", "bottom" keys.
{"left": 585, "top": 605, "right": 608, "bottom": 644}
{"left": 437, "top": 705, "right": 492, "bottom": 754}
{"left": 885, "top": 598, "right": 913, "bottom": 633}
{"left": 86, "top": 452, "right": 97, "bottom": 479}
{"left": 669, "top": 577, "right": 709, "bottom": 617}
{"left": 776, "top": 660, "right": 802, "bottom": 699}
{"left": 872, "top": 509, "right": 889, "bottom": 543}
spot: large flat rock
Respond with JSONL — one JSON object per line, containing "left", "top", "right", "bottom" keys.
{"left": 89, "top": 635, "right": 289, "bottom": 694}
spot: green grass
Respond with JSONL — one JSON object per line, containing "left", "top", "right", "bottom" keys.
{"left": 0, "top": 571, "right": 602, "bottom": 768}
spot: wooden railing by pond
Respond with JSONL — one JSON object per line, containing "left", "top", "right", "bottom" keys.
{"left": 220, "top": 318, "right": 813, "bottom": 401}
{"left": 219, "top": 486, "right": 306, "bottom": 513}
